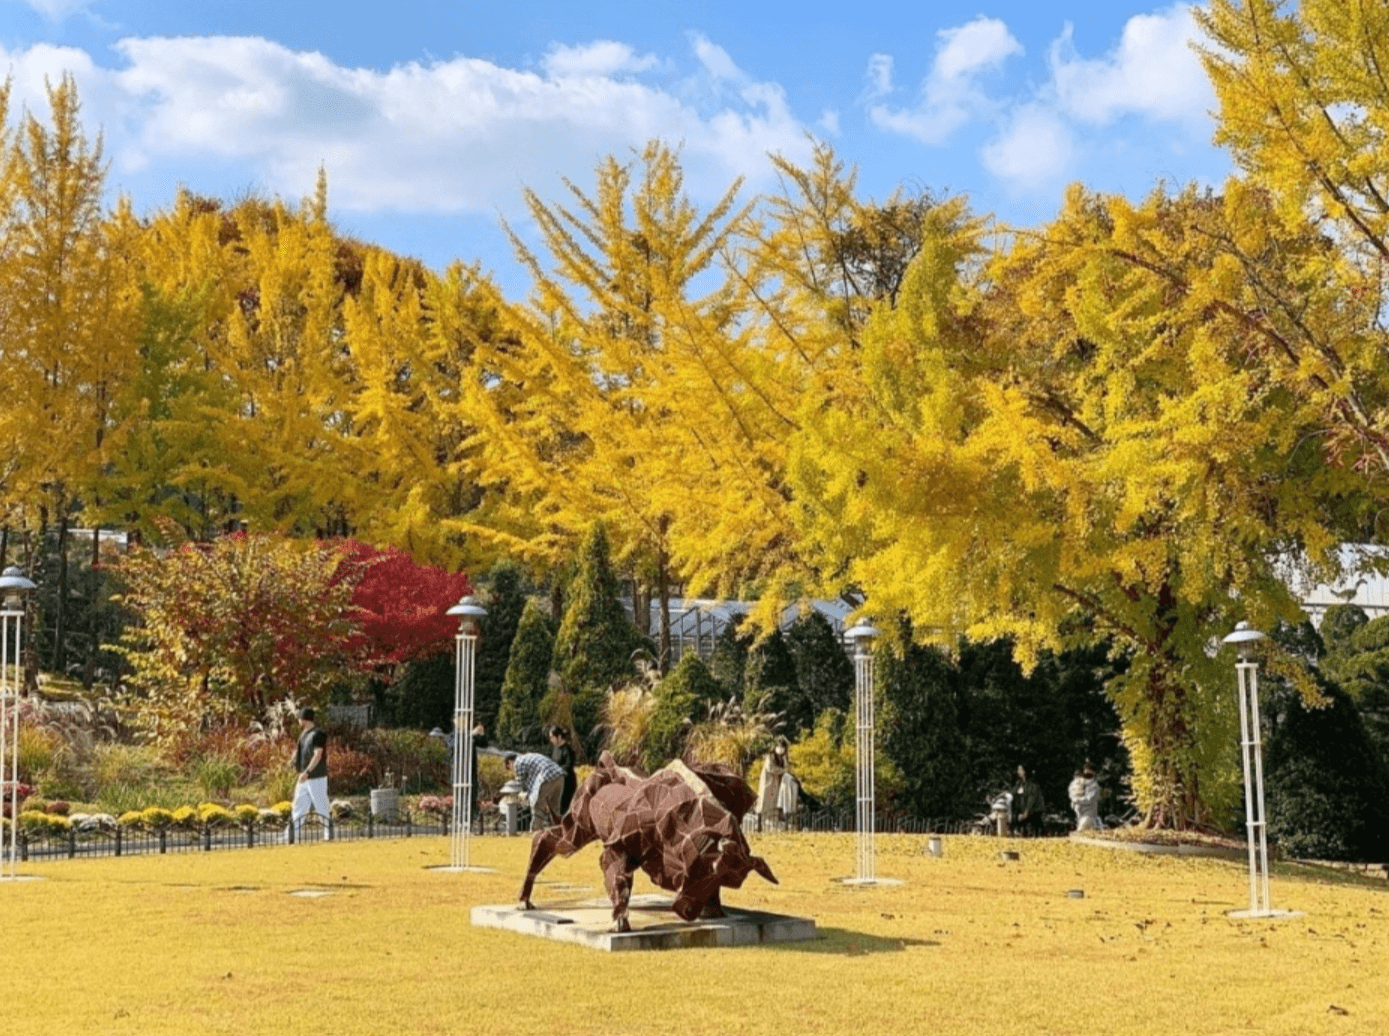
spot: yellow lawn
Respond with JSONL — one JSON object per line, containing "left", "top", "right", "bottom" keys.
{"left": 3, "top": 833, "right": 1386, "bottom": 1036}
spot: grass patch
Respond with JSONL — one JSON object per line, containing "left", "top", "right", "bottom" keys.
{"left": 4, "top": 834, "right": 1388, "bottom": 1035}
{"left": 1092, "top": 825, "right": 1248, "bottom": 851}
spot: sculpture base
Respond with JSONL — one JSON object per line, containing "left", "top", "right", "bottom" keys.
{"left": 1227, "top": 908, "right": 1303, "bottom": 920}
{"left": 425, "top": 865, "right": 497, "bottom": 874}
{"left": 471, "top": 894, "right": 816, "bottom": 952}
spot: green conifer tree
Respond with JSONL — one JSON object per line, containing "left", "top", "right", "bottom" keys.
{"left": 552, "top": 523, "right": 639, "bottom": 693}
{"left": 785, "top": 611, "right": 854, "bottom": 734}
{"left": 878, "top": 636, "right": 972, "bottom": 819}
{"left": 1266, "top": 676, "right": 1389, "bottom": 863}
{"left": 475, "top": 559, "right": 528, "bottom": 734}
{"left": 743, "top": 627, "right": 798, "bottom": 720}
{"left": 708, "top": 617, "right": 749, "bottom": 701}
{"left": 497, "top": 599, "right": 555, "bottom": 746}
{"left": 642, "top": 652, "right": 723, "bottom": 771}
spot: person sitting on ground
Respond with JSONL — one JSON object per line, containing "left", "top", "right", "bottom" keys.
{"left": 1013, "top": 764, "right": 1045, "bottom": 837}
{"left": 504, "top": 750, "right": 566, "bottom": 831}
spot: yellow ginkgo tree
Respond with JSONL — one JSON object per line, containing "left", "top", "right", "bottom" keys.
{"left": 789, "top": 184, "right": 1373, "bottom": 829}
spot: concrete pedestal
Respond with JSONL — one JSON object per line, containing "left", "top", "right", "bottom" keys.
{"left": 471, "top": 894, "right": 816, "bottom": 952}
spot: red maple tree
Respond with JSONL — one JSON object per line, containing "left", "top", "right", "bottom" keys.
{"left": 335, "top": 542, "right": 473, "bottom": 668}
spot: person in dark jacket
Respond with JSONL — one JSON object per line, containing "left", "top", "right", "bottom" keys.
{"left": 1013, "top": 764, "right": 1045, "bottom": 837}
{"left": 469, "top": 722, "right": 488, "bottom": 832}
{"left": 549, "top": 725, "right": 577, "bottom": 817}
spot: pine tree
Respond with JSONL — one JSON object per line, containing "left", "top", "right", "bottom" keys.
{"left": 1266, "top": 676, "right": 1389, "bottom": 862}
{"left": 1321, "top": 608, "right": 1389, "bottom": 761}
{"left": 878, "top": 636, "right": 972, "bottom": 820}
{"left": 708, "top": 618, "right": 749, "bottom": 701}
{"left": 496, "top": 599, "right": 554, "bottom": 746}
{"left": 474, "top": 559, "right": 528, "bottom": 734}
{"left": 785, "top": 611, "right": 854, "bottom": 733}
{"left": 743, "top": 627, "right": 798, "bottom": 721}
{"left": 642, "top": 652, "right": 722, "bottom": 771}
{"left": 552, "top": 523, "right": 639, "bottom": 693}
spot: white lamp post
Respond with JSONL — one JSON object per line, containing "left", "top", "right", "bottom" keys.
{"left": 837, "top": 620, "right": 901, "bottom": 887}
{"left": 1221, "top": 621, "right": 1298, "bottom": 920}
{"left": 442, "top": 594, "right": 491, "bottom": 873}
{"left": 1, "top": 566, "right": 36, "bottom": 882}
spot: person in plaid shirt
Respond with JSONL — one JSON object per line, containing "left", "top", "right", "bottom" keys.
{"left": 505, "top": 751, "right": 566, "bottom": 830}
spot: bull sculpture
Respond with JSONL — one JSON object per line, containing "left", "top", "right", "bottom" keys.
{"left": 518, "top": 752, "right": 778, "bottom": 932}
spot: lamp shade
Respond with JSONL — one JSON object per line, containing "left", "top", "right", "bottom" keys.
{"left": 0, "top": 566, "right": 35, "bottom": 593}
{"left": 1222, "top": 621, "right": 1266, "bottom": 660}
{"left": 446, "top": 594, "right": 488, "bottom": 633}
{"left": 1221, "top": 621, "right": 1266, "bottom": 646}
{"left": 0, "top": 565, "right": 35, "bottom": 609}
{"left": 843, "top": 621, "right": 881, "bottom": 644}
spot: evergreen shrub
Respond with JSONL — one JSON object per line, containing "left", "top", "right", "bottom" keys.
{"left": 1266, "top": 679, "right": 1389, "bottom": 862}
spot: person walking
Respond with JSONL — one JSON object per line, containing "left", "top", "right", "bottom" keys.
{"left": 290, "top": 706, "right": 330, "bottom": 841}
{"left": 549, "top": 725, "right": 577, "bottom": 817}
{"left": 504, "top": 750, "right": 566, "bottom": 831}
{"left": 1013, "top": 764, "right": 1045, "bottom": 837}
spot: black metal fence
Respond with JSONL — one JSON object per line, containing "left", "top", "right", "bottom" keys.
{"left": 4, "top": 813, "right": 454, "bottom": 862}
{"left": 742, "top": 810, "right": 981, "bottom": 836}
{"left": 3, "top": 806, "right": 1073, "bottom": 864}
{"left": 740, "top": 809, "right": 1078, "bottom": 836}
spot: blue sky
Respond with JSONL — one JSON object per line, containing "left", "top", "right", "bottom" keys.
{"left": 0, "top": 0, "right": 1230, "bottom": 295}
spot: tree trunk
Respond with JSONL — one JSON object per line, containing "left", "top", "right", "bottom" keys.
{"left": 22, "top": 526, "right": 38, "bottom": 693}
{"left": 0, "top": 526, "right": 8, "bottom": 568}
{"left": 1138, "top": 664, "right": 1203, "bottom": 831}
{"left": 53, "top": 506, "right": 70, "bottom": 674}
{"left": 632, "top": 578, "right": 651, "bottom": 638}
{"left": 657, "top": 547, "right": 672, "bottom": 674}
{"left": 84, "top": 524, "right": 101, "bottom": 690}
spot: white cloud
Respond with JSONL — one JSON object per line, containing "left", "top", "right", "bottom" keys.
{"left": 867, "top": 5, "right": 1217, "bottom": 195}
{"left": 691, "top": 34, "right": 743, "bottom": 83}
{"left": 1049, "top": 5, "right": 1212, "bottom": 125}
{"left": 868, "top": 17, "right": 1023, "bottom": 144}
{"left": 3, "top": 0, "right": 92, "bottom": 19}
{"left": 863, "top": 53, "right": 893, "bottom": 99}
{"left": 982, "top": 106, "right": 1075, "bottom": 188}
{"left": 0, "top": 34, "right": 813, "bottom": 214}
{"left": 542, "top": 41, "right": 657, "bottom": 79}
{"left": 0, "top": 41, "right": 123, "bottom": 131}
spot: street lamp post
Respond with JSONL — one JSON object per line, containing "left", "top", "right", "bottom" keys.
{"left": 837, "top": 620, "right": 901, "bottom": 887}
{"left": 1221, "top": 621, "right": 1299, "bottom": 920}
{"left": 1, "top": 566, "right": 36, "bottom": 882}
{"left": 444, "top": 594, "right": 489, "bottom": 873}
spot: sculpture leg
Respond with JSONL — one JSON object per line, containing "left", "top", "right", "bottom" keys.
{"left": 518, "top": 827, "right": 561, "bottom": 909}
{"left": 601, "top": 846, "right": 635, "bottom": 933}
{"left": 700, "top": 889, "right": 724, "bottom": 919}
{"left": 518, "top": 811, "right": 595, "bottom": 909}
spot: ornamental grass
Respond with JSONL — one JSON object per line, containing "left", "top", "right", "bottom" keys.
{"left": 3, "top": 834, "right": 1387, "bottom": 1035}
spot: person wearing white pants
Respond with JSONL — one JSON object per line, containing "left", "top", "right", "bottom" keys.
{"left": 290, "top": 706, "right": 330, "bottom": 841}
